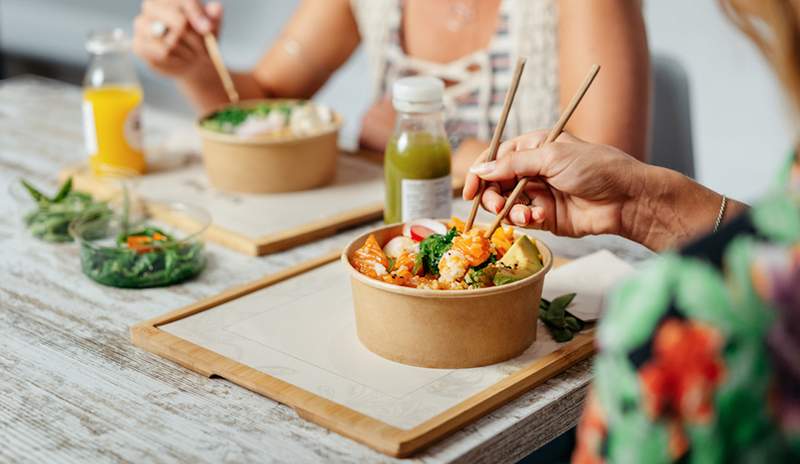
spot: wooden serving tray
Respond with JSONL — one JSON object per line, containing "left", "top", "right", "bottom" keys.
{"left": 61, "top": 151, "right": 464, "bottom": 256}
{"left": 131, "top": 252, "right": 595, "bottom": 457}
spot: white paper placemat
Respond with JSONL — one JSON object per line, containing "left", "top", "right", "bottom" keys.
{"left": 128, "top": 154, "right": 384, "bottom": 241}
{"left": 161, "top": 249, "right": 633, "bottom": 429}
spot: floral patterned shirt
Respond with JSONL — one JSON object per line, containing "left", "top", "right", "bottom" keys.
{"left": 573, "top": 153, "right": 800, "bottom": 463}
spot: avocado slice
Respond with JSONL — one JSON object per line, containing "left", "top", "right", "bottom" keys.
{"left": 493, "top": 236, "right": 543, "bottom": 285}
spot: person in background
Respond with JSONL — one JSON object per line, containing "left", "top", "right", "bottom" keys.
{"left": 132, "top": 0, "right": 650, "bottom": 177}
{"left": 464, "top": 0, "right": 799, "bottom": 462}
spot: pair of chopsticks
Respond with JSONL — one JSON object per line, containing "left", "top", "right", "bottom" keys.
{"left": 204, "top": 34, "right": 239, "bottom": 104}
{"left": 464, "top": 60, "right": 601, "bottom": 236}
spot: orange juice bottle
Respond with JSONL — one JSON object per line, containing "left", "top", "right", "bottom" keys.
{"left": 83, "top": 29, "right": 146, "bottom": 175}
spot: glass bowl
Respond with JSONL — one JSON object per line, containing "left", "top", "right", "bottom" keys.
{"left": 69, "top": 200, "right": 210, "bottom": 288}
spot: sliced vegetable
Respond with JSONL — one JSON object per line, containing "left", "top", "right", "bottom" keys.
{"left": 402, "top": 219, "right": 448, "bottom": 242}
{"left": 383, "top": 235, "right": 418, "bottom": 258}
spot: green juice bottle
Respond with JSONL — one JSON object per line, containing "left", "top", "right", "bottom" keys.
{"left": 384, "top": 77, "right": 452, "bottom": 224}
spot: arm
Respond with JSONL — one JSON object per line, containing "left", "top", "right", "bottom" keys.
{"left": 463, "top": 131, "right": 747, "bottom": 251}
{"left": 135, "top": 0, "right": 360, "bottom": 113}
{"left": 626, "top": 165, "right": 748, "bottom": 250}
{"left": 558, "top": 0, "right": 651, "bottom": 161}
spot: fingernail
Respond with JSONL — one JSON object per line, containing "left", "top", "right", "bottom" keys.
{"left": 469, "top": 161, "right": 496, "bottom": 175}
{"left": 511, "top": 209, "right": 527, "bottom": 225}
{"left": 197, "top": 17, "right": 211, "bottom": 32}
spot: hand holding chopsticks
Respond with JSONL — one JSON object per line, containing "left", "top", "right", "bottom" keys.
{"left": 465, "top": 64, "right": 601, "bottom": 236}
{"left": 464, "top": 58, "right": 527, "bottom": 232}
{"left": 485, "top": 64, "right": 600, "bottom": 236}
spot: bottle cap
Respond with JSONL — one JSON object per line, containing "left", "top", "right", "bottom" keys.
{"left": 392, "top": 76, "right": 445, "bottom": 112}
{"left": 86, "top": 29, "right": 130, "bottom": 55}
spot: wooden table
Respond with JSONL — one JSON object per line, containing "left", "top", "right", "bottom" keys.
{"left": 0, "top": 77, "right": 653, "bottom": 463}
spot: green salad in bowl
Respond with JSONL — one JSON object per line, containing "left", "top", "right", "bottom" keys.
{"left": 69, "top": 199, "right": 209, "bottom": 288}
{"left": 10, "top": 177, "right": 111, "bottom": 243}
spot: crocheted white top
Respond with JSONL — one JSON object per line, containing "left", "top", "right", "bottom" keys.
{"left": 350, "top": 0, "right": 559, "bottom": 147}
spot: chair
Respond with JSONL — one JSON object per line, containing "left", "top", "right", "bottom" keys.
{"left": 649, "top": 54, "right": 696, "bottom": 178}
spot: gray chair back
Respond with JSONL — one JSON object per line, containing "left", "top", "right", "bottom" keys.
{"left": 649, "top": 54, "right": 695, "bottom": 178}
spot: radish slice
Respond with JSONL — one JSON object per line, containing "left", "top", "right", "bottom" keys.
{"left": 402, "top": 219, "right": 449, "bottom": 242}
{"left": 383, "top": 236, "right": 418, "bottom": 258}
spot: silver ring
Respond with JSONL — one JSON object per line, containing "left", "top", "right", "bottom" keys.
{"left": 149, "top": 20, "right": 168, "bottom": 39}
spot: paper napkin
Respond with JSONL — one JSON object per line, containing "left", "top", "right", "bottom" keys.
{"left": 542, "top": 249, "right": 635, "bottom": 322}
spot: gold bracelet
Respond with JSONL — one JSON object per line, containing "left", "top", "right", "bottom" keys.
{"left": 713, "top": 195, "right": 728, "bottom": 233}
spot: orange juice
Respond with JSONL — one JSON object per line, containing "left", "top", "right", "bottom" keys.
{"left": 83, "top": 86, "right": 146, "bottom": 175}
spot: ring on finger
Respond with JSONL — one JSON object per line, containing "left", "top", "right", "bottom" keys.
{"left": 149, "top": 20, "right": 168, "bottom": 39}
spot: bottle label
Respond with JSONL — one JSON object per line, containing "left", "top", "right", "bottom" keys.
{"left": 124, "top": 104, "right": 143, "bottom": 151}
{"left": 82, "top": 100, "right": 98, "bottom": 156}
{"left": 401, "top": 175, "right": 452, "bottom": 221}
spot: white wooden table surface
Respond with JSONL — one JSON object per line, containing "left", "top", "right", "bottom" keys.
{"left": 0, "top": 77, "right": 653, "bottom": 464}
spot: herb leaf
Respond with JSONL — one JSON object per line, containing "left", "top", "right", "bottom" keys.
{"left": 52, "top": 177, "right": 73, "bottom": 203}
{"left": 538, "top": 292, "right": 582, "bottom": 342}
{"left": 418, "top": 227, "right": 458, "bottom": 275}
{"left": 21, "top": 179, "right": 48, "bottom": 203}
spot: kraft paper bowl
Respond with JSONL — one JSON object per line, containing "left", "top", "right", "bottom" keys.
{"left": 197, "top": 99, "right": 343, "bottom": 194}
{"left": 342, "top": 223, "right": 553, "bottom": 368}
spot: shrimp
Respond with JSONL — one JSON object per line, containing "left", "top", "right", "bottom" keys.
{"left": 438, "top": 229, "right": 491, "bottom": 283}
{"left": 351, "top": 234, "right": 389, "bottom": 279}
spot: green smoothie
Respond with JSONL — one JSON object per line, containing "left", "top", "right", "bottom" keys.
{"left": 384, "top": 131, "right": 452, "bottom": 224}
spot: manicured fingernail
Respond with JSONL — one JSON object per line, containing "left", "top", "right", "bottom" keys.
{"left": 532, "top": 208, "right": 544, "bottom": 223}
{"left": 469, "top": 161, "right": 496, "bottom": 175}
{"left": 196, "top": 17, "right": 211, "bottom": 32}
{"left": 511, "top": 209, "right": 527, "bottom": 225}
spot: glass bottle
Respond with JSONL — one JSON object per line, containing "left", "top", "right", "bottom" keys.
{"left": 384, "top": 77, "right": 452, "bottom": 223}
{"left": 83, "top": 29, "right": 146, "bottom": 176}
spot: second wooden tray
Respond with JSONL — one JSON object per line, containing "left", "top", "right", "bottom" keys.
{"left": 61, "top": 153, "right": 384, "bottom": 256}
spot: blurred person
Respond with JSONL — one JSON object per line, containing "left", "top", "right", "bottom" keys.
{"left": 132, "top": 0, "right": 650, "bottom": 177}
{"left": 464, "top": 1, "right": 800, "bottom": 462}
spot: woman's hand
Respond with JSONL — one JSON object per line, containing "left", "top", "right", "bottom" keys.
{"left": 463, "top": 130, "right": 645, "bottom": 238}
{"left": 462, "top": 130, "right": 734, "bottom": 251}
{"left": 133, "top": 0, "right": 223, "bottom": 78}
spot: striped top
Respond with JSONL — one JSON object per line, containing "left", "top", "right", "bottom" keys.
{"left": 350, "top": 0, "right": 560, "bottom": 148}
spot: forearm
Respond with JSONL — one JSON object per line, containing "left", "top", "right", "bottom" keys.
{"left": 177, "top": 65, "right": 267, "bottom": 114}
{"left": 623, "top": 165, "right": 747, "bottom": 251}
{"left": 558, "top": 0, "right": 651, "bottom": 161}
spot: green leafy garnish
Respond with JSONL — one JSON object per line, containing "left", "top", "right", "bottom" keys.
{"left": 200, "top": 102, "right": 296, "bottom": 133}
{"left": 417, "top": 228, "right": 458, "bottom": 275}
{"left": 52, "top": 177, "right": 73, "bottom": 202}
{"left": 539, "top": 293, "right": 585, "bottom": 342}
{"left": 19, "top": 177, "right": 110, "bottom": 243}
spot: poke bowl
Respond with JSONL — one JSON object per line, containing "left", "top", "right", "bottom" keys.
{"left": 197, "top": 99, "right": 343, "bottom": 194}
{"left": 69, "top": 197, "right": 210, "bottom": 288}
{"left": 342, "top": 218, "right": 553, "bottom": 368}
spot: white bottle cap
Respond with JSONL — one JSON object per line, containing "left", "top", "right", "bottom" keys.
{"left": 392, "top": 76, "right": 445, "bottom": 113}
{"left": 86, "top": 28, "right": 131, "bottom": 54}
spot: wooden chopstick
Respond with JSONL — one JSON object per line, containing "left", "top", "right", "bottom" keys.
{"left": 464, "top": 57, "right": 527, "bottom": 232}
{"left": 486, "top": 64, "right": 601, "bottom": 237}
{"left": 204, "top": 33, "right": 240, "bottom": 104}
